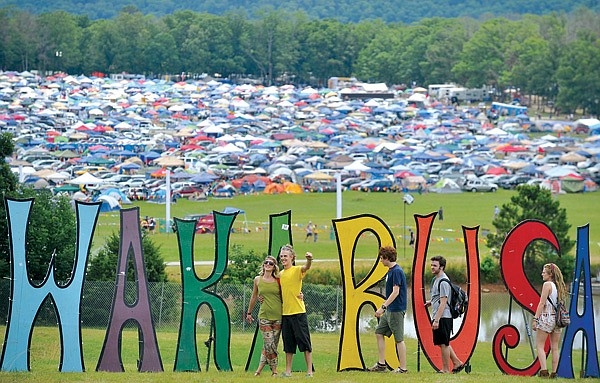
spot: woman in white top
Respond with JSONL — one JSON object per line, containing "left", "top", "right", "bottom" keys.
{"left": 532, "top": 263, "right": 567, "bottom": 378}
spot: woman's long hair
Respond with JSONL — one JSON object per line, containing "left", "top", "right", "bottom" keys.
{"left": 545, "top": 263, "right": 568, "bottom": 302}
{"left": 260, "top": 255, "right": 280, "bottom": 278}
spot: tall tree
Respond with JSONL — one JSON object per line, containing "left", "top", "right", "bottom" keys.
{"left": 37, "top": 11, "right": 84, "bottom": 74}
{"left": 486, "top": 185, "right": 575, "bottom": 281}
{"left": 452, "top": 18, "right": 515, "bottom": 88}
{"left": 0, "top": 133, "right": 19, "bottom": 276}
{"left": 556, "top": 34, "right": 600, "bottom": 115}
{"left": 87, "top": 231, "right": 167, "bottom": 282}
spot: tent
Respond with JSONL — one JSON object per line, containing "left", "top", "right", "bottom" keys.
{"left": 222, "top": 207, "right": 249, "bottom": 233}
{"left": 283, "top": 182, "right": 303, "bottom": 194}
{"left": 264, "top": 183, "right": 285, "bottom": 194}
{"left": 429, "top": 178, "right": 462, "bottom": 194}
{"left": 96, "top": 195, "right": 121, "bottom": 212}
{"left": 68, "top": 172, "right": 104, "bottom": 185}
{"left": 560, "top": 174, "right": 584, "bottom": 193}
{"left": 402, "top": 176, "right": 427, "bottom": 192}
{"left": 303, "top": 171, "right": 335, "bottom": 181}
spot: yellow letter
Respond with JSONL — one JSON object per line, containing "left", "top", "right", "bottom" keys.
{"left": 335, "top": 214, "right": 397, "bottom": 371}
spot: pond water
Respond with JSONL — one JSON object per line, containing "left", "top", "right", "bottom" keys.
{"left": 359, "top": 292, "right": 600, "bottom": 350}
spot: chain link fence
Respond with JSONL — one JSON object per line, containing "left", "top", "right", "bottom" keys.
{"left": 3, "top": 280, "right": 595, "bottom": 348}
{"left": 0, "top": 280, "right": 349, "bottom": 333}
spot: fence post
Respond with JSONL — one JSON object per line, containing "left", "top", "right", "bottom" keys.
{"left": 158, "top": 282, "right": 165, "bottom": 330}
{"left": 336, "top": 285, "right": 340, "bottom": 330}
{"left": 242, "top": 283, "right": 246, "bottom": 331}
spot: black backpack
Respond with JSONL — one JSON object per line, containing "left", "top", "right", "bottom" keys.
{"left": 440, "top": 278, "right": 468, "bottom": 319}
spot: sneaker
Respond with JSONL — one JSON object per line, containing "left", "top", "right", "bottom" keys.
{"left": 368, "top": 363, "right": 387, "bottom": 372}
{"left": 280, "top": 372, "right": 292, "bottom": 378}
{"left": 392, "top": 368, "right": 408, "bottom": 373}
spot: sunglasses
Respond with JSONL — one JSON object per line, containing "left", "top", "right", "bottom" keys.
{"left": 263, "top": 260, "right": 275, "bottom": 266}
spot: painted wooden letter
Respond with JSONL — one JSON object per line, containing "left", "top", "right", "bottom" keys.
{"left": 1, "top": 199, "right": 99, "bottom": 372}
{"left": 335, "top": 214, "right": 396, "bottom": 371}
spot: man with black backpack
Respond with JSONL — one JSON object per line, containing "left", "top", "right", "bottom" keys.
{"left": 425, "top": 256, "right": 465, "bottom": 374}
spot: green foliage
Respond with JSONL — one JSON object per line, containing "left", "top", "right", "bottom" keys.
{"left": 223, "top": 243, "right": 264, "bottom": 284}
{"left": 0, "top": 8, "right": 599, "bottom": 113}
{"left": 87, "top": 231, "right": 168, "bottom": 282}
{"left": 480, "top": 255, "right": 501, "bottom": 284}
{"left": 303, "top": 283, "right": 341, "bottom": 332}
{"left": 0, "top": 188, "right": 77, "bottom": 281}
{"left": 486, "top": 185, "right": 575, "bottom": 282}
{"left": 4, "top": 0, "right": 598, "bottom": 24}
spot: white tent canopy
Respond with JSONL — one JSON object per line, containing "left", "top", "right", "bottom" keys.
{"left": 344, "top": 160, "right": 371, "bottom": 172}
{"left": 69, "top": 172, "right": 105, "bottom": 185}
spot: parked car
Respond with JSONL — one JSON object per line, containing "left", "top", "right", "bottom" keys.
{"left": 177, "top": 185, "right": 205, "bottom": 198}
{"left": 573, "top": 124, "right": 590, "bottom": 134}
{"left": 499, "top": 175, "right": 532, "bottom": 189}
{"left": 462, "top": 179, "right": 498, "bottom": 192}
{"left": 360, "top": 179, "right": 395, "bottom": 192}
{"left": 304, "top": 181, "right": 336, "bottom": 192}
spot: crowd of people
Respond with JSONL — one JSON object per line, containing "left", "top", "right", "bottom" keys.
{"left": 244, "top": 244, "right": 567, "bottom": 377}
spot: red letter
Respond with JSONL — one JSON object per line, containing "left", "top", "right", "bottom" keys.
{"left": 412, "top": 212, "right": 481, "bottom": 372}
{"left": 492, "top": 220, "right": 559, "bottom": 375}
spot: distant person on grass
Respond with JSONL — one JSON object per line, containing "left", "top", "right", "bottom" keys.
{"left": 305, "top": 221, "right": 314, "bottom": 242}
{"left": 368, "top": 246, "right": 408, "bottom": 374}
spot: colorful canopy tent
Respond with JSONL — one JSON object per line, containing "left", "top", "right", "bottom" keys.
{"left": 264, "top": 183, "right": 285, "bottom": 194}
{"left": 95, "top": 195, "right": 121, "bottom": 212}
{"left": 429, "top": 178, "right": 462, "bottom": 194}
{"left": 283, "top": 182, "right": 303, "bottom": 194}
{"left": 222, "top": 207, "right": 249, "bottom": 233}
{"left": 560, "top": 174, "right": 584, "bottom": 193}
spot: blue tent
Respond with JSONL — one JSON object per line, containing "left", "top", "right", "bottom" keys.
{"left": 222, "top": 207, "right": 248, "bottom": 232}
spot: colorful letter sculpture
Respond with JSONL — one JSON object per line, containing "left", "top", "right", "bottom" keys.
{"left": 411, "top": 212, "right": 480, "bottom": 372}
{"left": 492, "top": 220, "right": 557, "bottom": 375}
{"left": 335, "top": 214, "right": 397, "bottom": 371}
{"left": 174, "top": 211, "right": 237, "bottom": 372}
{"left": 0, "top": 198, "right": 100, "bottom": 372}
{"left": 245, "top": 211, "right": 293, "bottom": 371}
{"left": 96, "top": 207, "right": 163, "bottom": 372}
{"left": 556, "top": 224, "right": 599, "bottom": 378}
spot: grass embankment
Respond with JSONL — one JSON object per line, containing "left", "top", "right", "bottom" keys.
{"left": 92, "top": 190, "right": 600, "bottom": 281}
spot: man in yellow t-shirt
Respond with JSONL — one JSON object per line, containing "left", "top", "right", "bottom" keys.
{"left": 279, "top": 244, "right": 313, "bottom": 377}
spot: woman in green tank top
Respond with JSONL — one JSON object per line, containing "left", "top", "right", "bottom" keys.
{"left": 246, "top": 255, "right": 283, "bottom": 376}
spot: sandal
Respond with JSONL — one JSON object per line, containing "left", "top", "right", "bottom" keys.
{"left": 452, "top": 364, "right": 465, "bottom": 374}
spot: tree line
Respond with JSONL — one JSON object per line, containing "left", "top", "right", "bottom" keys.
{"left": 3, "top": 0, "right": 599, "bottom": 24}
{"left": 0, "top": 6, "right": 599, "bottom": 114}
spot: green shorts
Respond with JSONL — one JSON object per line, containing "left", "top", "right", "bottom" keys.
{"left": 375, "top": 310, "right": 405, "bottom": 343}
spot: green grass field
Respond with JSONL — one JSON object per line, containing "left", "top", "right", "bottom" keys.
{"left": 92, "top": 190, "right": 600, "bottom": 280}
{"left": 1, "top": 326, "right": 591, "bottom": 382}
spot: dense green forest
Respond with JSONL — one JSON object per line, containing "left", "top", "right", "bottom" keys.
{"left": 0, "top": 7, "right": 599, "bottom": 115}
{"left": 0, "top": 0, "right": 598, "bottom": 23}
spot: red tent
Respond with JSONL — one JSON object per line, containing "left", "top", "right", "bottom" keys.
{"left": 486, "top": 167, "right": 509, "bottom": 175}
